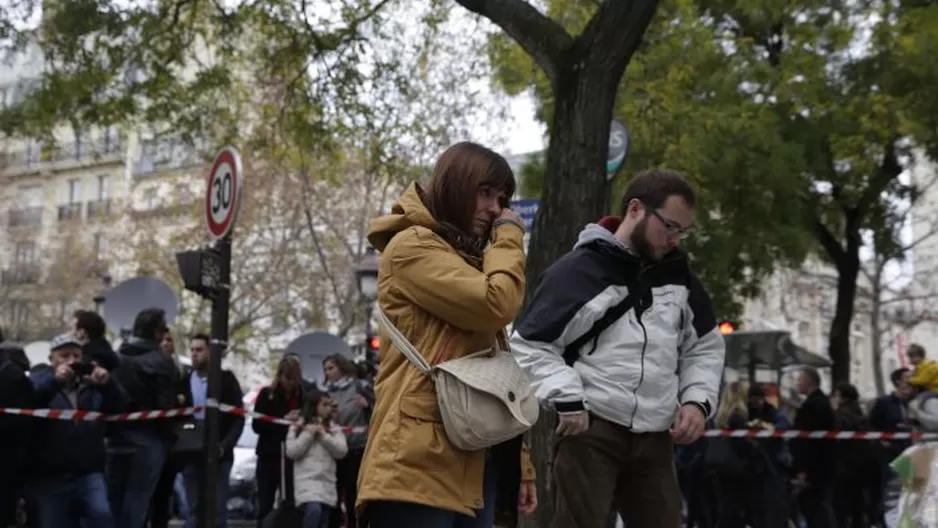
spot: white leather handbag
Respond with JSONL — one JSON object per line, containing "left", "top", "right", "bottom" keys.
{"left": 376, "top": 307, "right": 539, "bottom": 451}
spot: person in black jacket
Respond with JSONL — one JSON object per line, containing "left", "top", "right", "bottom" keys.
{"left": 179, "top": 333, "right": 244, "bottom": 528}
{"left": 253, "top": 355, "right": 305, "bottom": 528}
{"left": 791, "top": 367, "right": 837, "bottom": 528}
{"left": 73, "top": 310, "right": 121, "bottom": 372}
{"left": 149, "top": 331, "right": 192, "bottom": 528}
{"left": 831, "top": 383, "right": 875, "bottom": 528}
{"left": 105, "top": 308, "right": 179, "bottom": 528}
{"left": 0, "top": 340, "right": 34, "bottom": 527}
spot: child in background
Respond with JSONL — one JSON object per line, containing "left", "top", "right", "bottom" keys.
{"left": 907, "top": 344, "right": 938, "bottom": 393}
{"left": 286, "top": 392, "right": 348, "bottom": 528}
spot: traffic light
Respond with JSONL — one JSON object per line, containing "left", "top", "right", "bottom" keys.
{"left": 175, "top": 247, "right": 222, "bottom": 299}
{"left": 718, "top": 320, "right": 737, "bottom": 335}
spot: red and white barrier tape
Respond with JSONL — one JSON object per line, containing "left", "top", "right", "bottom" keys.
{"left": 702, "top": 429, "right": 938, "bottom": 440}
{"left": 1, "top": 403, "right": 932, "bottom": 440}
{"left": 0, "top": 398, "right": 369, "bottom": 434}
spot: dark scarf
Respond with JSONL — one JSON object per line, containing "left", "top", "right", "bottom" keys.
{"left": 415, "top": 185, "right": 486, "bottom": 265}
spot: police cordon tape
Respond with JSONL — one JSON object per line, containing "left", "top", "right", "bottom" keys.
{"left": 0, "top": 400, "right": 934, "bottom": 440}
{"left": 701, "top": 429, "right": 938, "bottom": 440}
{"left": 0, "top": 398, "right": 369, "bottom": 434}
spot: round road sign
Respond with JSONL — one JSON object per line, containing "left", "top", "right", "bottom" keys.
{"left": 205, "top": 146, "right": 243, "bottom": 240}
{"left": 607, "top": 120, "right": 630, "bottom": 180}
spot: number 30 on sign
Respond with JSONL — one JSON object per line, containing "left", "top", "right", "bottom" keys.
{"left": 205, "top": 146, "right": 244, "bottom": 241}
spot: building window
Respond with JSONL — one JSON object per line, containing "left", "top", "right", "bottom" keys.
{"left": 143, "top": 188, "right": 158, "bottom": 209}
{"left": 18, "top": 185, "right": 42, "bottom": 208}
{"left": 93, "top": 233, "right": 107, "bottom": 260}
{"left": 14, "top": 242, "right": 36, "bottom": 266}
{"left": 10, "top": 301, "right": 31, "bottom": 328}
{"left": 74, "top": 127, "right": 85, "bottom": 159}
{"left": 96, "top": 174, "right": 109, "bottom": 200}
{"left": 67, "top": 178, "right": 82, "bottom": 204}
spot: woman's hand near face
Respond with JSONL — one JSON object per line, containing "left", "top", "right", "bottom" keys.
{"left": 498, "top": 208, "right": 522, "bottom": 224}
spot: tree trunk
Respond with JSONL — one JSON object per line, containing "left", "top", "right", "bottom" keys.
{"left": 524, "top": 72, "right": 620, "bottom": 287}
{"left": 828, "top": 244, "right": 860, "bottom": 384}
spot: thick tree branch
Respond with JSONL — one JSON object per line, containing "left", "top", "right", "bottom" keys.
{"left": 857, "top": 141, "right": 902, "bottom": 215}
{"left": 453, "top": 0, "right": 573, "bottom": 81}
{"left": 812, "top": 217, "right": 845, "bottom": 263}
{"left": 577, "top": 0, "right": 659, "bottom": 91}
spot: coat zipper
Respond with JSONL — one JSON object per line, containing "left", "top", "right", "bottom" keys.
{"left": 629, "top": 266, "right": 652, "bottom": 427}
{"left": 629, "top": 307, "right": 648, "bottom": 427}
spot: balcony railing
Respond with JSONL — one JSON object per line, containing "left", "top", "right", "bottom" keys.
{"left": 8, "top": 207, "right": 43, "bottom": 228}
{"left": 133, "top": 136, "right": 212, "bottom": 177}
{"left": 58, "top": 203, "right": 83, "bottom": 222}
{"left": 1, "top": 267, "right": 40, "bottom": 285}
{"left": 0, "top": 135, "right": 125, "bottom": 172}
{"left": 86, "top": 199, "right": 111, "bottom": 219}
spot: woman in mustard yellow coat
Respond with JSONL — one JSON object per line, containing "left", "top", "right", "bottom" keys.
{"left": 356, "top": 142, "right": 537, "bottom": 527}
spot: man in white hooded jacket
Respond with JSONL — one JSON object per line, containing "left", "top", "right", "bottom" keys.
{"left": 511, "top": 169, "right": 725, "bottom": 528}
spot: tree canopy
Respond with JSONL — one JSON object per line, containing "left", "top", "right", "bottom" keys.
{"left": 0, "top": 0, "right": 505, "bottom": 359}
{"left": 490, "top": 0, "right": 938, "bottom": 383}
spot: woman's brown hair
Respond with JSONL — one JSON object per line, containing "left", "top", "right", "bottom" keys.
{"left": 323, "top": 354, "right": 359, "bottom": 379}
{"left": 422, "top": 142, "right": 516, "bottom": 247}
{"left": 269, "top": 355, "right": 302, "bottom": 394}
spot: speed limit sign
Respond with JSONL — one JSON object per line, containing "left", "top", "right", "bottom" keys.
{"left": 205, "top": 146, "right": 243, "bottom": 241}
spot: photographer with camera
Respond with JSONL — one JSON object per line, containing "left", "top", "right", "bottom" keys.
{"left": 27, "top": 332, "right": 128, "bottom": 528}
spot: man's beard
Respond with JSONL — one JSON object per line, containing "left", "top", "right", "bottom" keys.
{"left": 629, "top": 217, "right": 657, "bottom": 261}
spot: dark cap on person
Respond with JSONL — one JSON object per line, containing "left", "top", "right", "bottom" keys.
{"left": 747, "top": 384, "right": 766, "bottom": 398}
{"left": 50, "top": 332, "right": 83, "bottom": 352}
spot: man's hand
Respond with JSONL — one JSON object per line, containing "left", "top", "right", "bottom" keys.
{"left": 518, "top": 480, "right": 537, "bottom": 514}
{"left": 86, "top": 366, "right": 109, "bottom": 385}
{"left": 353, "top": 394, "right": 369, "bottom": 408}
{"left": 285, "top": 409, "right": 301, "bottom": 422}
{"left": 556, "top": 411, "right": 589, "bottom": 437}
{"left": 670, "top": 403, "right": 706, "bottom": 444}
{"left": 54, "top": 363, "right": 74, "bottom": 383}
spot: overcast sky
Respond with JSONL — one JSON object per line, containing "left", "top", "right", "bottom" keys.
{"left": 502, "top": 94, "right": 545, "bottom": 155}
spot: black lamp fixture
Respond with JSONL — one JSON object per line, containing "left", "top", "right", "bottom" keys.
{"left": 355, "top": 247, "right": 379, "bottom": 370}
{"left": 355, "top": 247, "right": 379, "bottom": 303}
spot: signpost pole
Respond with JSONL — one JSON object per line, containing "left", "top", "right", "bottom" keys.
{"left": 196, "top": 146, "right": 242, "bottom": 528}
{"left": 201, "top": 233, "right": 231, "bottom": 528}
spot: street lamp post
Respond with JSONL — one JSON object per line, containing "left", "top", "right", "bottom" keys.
{"left": 355, "top": 247, "right": 379, "bottom": 359}
{"left": 92, "top": 272, "right": 113, "bottom": 314}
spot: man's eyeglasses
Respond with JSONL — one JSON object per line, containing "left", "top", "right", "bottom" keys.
{"left": 644, "top": 205, "right": 691, "bottom": 239}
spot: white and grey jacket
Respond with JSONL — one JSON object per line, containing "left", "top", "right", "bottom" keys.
{"left": 511, "top": 222, "right": 726, "bottom": 432}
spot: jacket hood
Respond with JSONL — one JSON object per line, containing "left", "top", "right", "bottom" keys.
{"left": 118, "top": 336, "right": 160, "bottom": 357}
{"left": 367, "top": 183, "right": 439, "bottom": 251}
{"left": 574, "top": 216, "right": 633, "bottom": 253}
{"left": 576, "top": 215, "right": 687, "bottom": 264}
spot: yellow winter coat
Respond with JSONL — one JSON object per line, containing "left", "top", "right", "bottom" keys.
{"left": 356, "top": 183, "right": 534, "bottom": 519}
{"left": 910, "top": 360, "right": 938, "bottom": 393}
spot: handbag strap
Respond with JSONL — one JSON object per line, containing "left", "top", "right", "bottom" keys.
{"left": 376, "top": 306, "right": 503, "bottom": 370}
{"left": 375, "top": 307, "right": 432, "bottom": 375}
